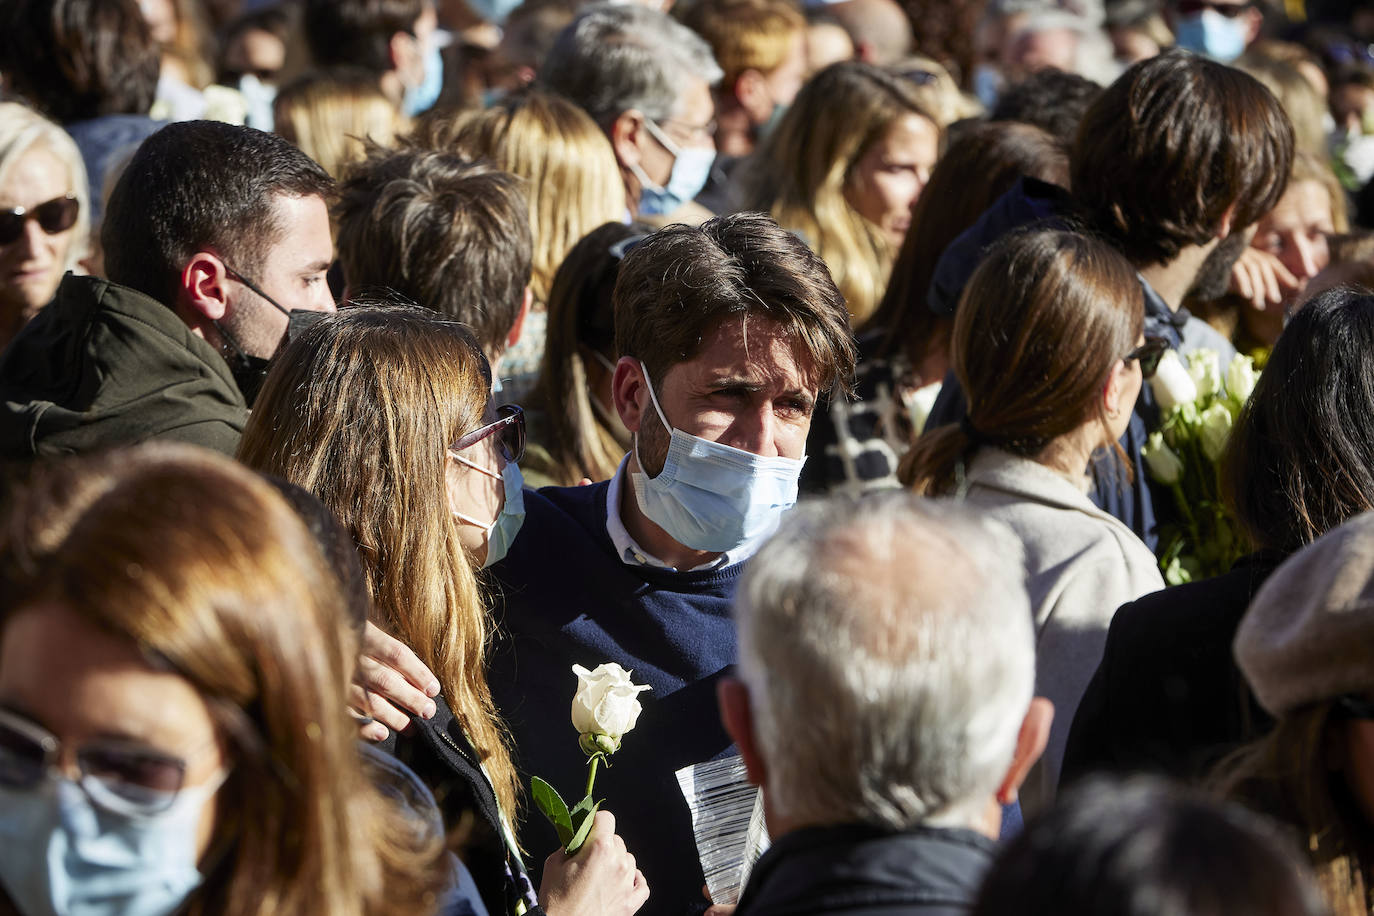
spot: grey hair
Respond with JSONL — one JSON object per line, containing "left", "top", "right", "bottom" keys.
{"left": 736, "top": 492, "right": 1036, "bottom": 831}
{"left": 541, "top": 3, "right": 723, "bottom": 125}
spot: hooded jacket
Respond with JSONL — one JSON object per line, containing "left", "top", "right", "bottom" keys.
{"left": 0, "top": 273, "right": 247, "bottom": 460}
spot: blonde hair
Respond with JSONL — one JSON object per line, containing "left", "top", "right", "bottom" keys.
{"left": 0, "top": 444, "right": 445, "bottom": 916}
{"left": 0, "top": 101, "right": 91, "bottom": 274}
{"left": 677, "top": 0, "right": 806, "bottom": 89}
{"left": 423, "top": 90, "right": 625, "bottom": 304}
{"left": 890, "top": 55, "right": 984, "bottom": 128}
{"left": 274, "top": 69, "right": 405, "bottom": 179}
{"left": 237, "top": 304, "right": 520, "bottom": 822}
{"left": 1293, "top": 149, "right": 1349, "bottom": 234}
{"left": 1214, "top": 704, "right": 1374, "bottom": 916}
{"left": 1237, "top": 52, "right": 1328, "bottom": 159}
{"left": 741, "top": 60, "right": 938, "bottom": 323}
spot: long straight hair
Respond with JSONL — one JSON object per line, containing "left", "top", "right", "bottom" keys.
{"left": 237, "top": 304, "right": 520, "bottom": 821}
{"left": 900, "top": 229, "right": 1141, "bottom": 495}
{"left": 740, "top": 60, "right": 937, "bottom": 323}
{"left": 0, "top": 444, "right": 445, "bottom": 916}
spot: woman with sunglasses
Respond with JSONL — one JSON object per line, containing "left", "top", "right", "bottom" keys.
{"left": 0, "top": 443, "right": 447, "bottom": 916}
{"left": 237, "top": 303, "right": 648, "bottom": 916}
{"left": 1064, "top": 287, "right": 1374, "bottom": 789}
{"left": 902, "top": 228, "right": 1164, "bottom": 813}
{"left": 0, "top": 102, "right": 89, "bottom": 351}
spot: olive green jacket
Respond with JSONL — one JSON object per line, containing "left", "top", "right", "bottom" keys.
{"left": 0, "top": 274, "right": 247, "bottom": 461}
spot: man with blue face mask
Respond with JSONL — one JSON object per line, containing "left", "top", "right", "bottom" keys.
{"left": 1166, "top": 0, "right": 1263, "bottom": 63}
{"left": 481, "top": 213, "right": 855, "bottom": 915}
{"left": 541, "top": 4, "right": 724, "bottom": 222}
{"left": 304, "top": 0, "right": 445, "bottom": 116}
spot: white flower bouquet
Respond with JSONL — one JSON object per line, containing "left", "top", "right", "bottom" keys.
{"left": 530, "top": 663, "right": 650, "bottom": 855}
{"left": 1142, "top": 349, "right": 1260, "bottom": 585}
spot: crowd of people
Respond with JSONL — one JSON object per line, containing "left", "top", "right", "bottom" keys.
{"left": 3, "top": 0, "right": 1374, "bottom": 914}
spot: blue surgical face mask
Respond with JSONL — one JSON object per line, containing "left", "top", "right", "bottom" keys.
{"left": 403, "top": 29, "right": 446, "bottom": 117}
{"left": 0, "top": 775, "right": 222, "bottom": 916}
{"left": 452, "top": 457, "right": 526, "bottom": 568}
{"left": 630, "top": 119, "right": 715, "bottom": 217}
{"left": 630, "top": 361, "right": 805, "bottom": 553}
{"left": 466, "top": 0, "right": 523, "bottom": 25}
{"left": 1173, "top": 10, "right": 1247, "bottom": 62}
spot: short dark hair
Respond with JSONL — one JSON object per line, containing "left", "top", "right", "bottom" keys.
{"left": 973, "top": 776, "right": 1326, "bottom": 916}
{"left": 990, "top": 69, "right": 1103, "bottom": 146}
{"left": 101, "top": 121, "right": 334, "bottom": 308}
{"left": 0, "top": 0, "right": 160, "bottom": 122}
{"left": 303, "top": 0, "right": 426, "bottom": 74}
{"left": 1223, "top": 286, "right": 1374, "bottom": 554}
{"left": 613, "top": 212, "right": 857, "bottom": 395}
{"left": 1071, "top": 50, "right": 1294, "bottom": 267}
{"left": 334, "top": 148, "right": 532, "bottom": 356}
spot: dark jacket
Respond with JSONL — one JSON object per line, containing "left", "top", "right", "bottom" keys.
{"left": 1060, "top": 551, "right": 1284, "bottom": 785}
{"left": 0, "top": 274, "right": 247, "bottom": 460}
{"left": 380, "top": 696, "right": 542, "bottom": 916}
{"left": 734, "top": 824, "right": 996, "bottom": 916}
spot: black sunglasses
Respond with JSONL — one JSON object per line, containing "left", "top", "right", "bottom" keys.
{"left": 450, "top": 403, "right": 525, "bottom": 464}
{"left": 1173, "top": 0, "right": 1252, "bottom": 17}
{"left": 1124, "top": 337, "right": 1170, "bottom": 379}
{"left": 0, "top": 195, "right": 79, "bottom": 246}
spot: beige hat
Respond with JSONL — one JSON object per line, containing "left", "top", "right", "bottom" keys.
{"left": 1235, "top": 512, "right": 1374, "bottom": 717}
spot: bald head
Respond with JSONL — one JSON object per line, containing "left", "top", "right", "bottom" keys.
{"left": 824, "top": 0, "right": 913, "bottom": 66}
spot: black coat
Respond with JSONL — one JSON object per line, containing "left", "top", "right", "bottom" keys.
{"left": 1061, "top": 551, "right": 1284, "bottom": 785}
{"left": 380, "top": 697, "right": 542, "bottom": 916}
{"left": 734, "top": 824, "right": 996, "bottom": 916}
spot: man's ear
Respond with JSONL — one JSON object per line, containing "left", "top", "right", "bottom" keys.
{"left": 610, "top": 109, "right": 648, "bottom": 170}
{"left": 734, "top": 69, "right": 772, "bottom": 122}
{"left": 181, "top": 252, "right": 231, "bottom": 325}
{"left": 506, "top": 287, "right": 531, "bottom": 350}
{"left": 611, "top": 356, "right": 649, "bottom": 433}
{"left": 995, "top": 697, "right": 1053, "bottom": 805}
{"left": 718, "top": 676, "right": 767, "bottom": 789}
{"left": 1217, "top": 201, "right": 1239, "bottom": 240}
{"left": 388, "top": 29, "right": 421, "bottom": 84}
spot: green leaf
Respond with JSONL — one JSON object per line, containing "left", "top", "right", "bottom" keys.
{"left": 569, "top": 793, "right": 596, "bottom": 820}
{"left": 565, "top": 799, "right": 603, "bottom": 856}
{"left": 531, "top": 776, "right": 574, "bottom": 846}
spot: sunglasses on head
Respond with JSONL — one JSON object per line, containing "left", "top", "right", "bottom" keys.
{"left": 0, "top": 707, "right": 197, "bottom": 817}
{"left": 450, "top": 403, "right": 526, "bottom": 464}
{"left": 0, "top": 195, "right": 79, "bottom": 247}
{"left": 1173, "top": 0, "right": 1252, "bottom": 17}
{"left": 1124, "top": 336, "right": 1170, "bottom": 379}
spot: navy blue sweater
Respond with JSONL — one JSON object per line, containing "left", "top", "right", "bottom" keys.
{"left": 488, "top": 480, "right": 742, "bottom": 916}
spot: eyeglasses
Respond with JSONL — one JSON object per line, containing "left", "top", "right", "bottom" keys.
{"left": 0, "top": 707, "right": 203, "bottom": 816}
{"left": 655, "top": 117, "right": 718, "bottom": 142}
{"left": 1173, "top": 0, "right": 1252, "bottom": 17}
{"left": 1124, "top": 337, "right": 1170, "bottom": 379}
{"left": 450, "top": 403, "right": 525, "bottom": 464}
{"left": 0, "top": 195, "right": 79, "bottom": 246}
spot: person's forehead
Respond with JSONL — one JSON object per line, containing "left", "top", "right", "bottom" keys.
{"left": 672, "top": 314, "right": 823, "bottom": 389}
{"left": 672, "top": 76, "right": 715, "bottom": 125}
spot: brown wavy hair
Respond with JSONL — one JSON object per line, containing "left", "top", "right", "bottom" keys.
{"left": 236, "top": 304, "right": 520, "bottom": 821}
{"left": 0, "top": 443, "right": 444, "bottom": 916}
{"left": 900, "top": 229, "right": 1141, "bottom": 495}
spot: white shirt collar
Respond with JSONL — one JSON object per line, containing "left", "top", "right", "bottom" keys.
{"left": 605, "top": 455, "right": 766, "bottom": 572}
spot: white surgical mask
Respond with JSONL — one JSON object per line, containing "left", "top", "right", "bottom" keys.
{"left": 1172, "top": 10, "right": 1247, "bottom": 62}
{"left": 628, "top": 120, "right": 715, "bottom": 217}
{"left": 0, "top": 773, "right": 223, "bottom": 916}
{"left": 452, "top": 456, "right": 526, "bottom": 568}
{"left": 630, "top": 361, "right": 805, "bottom": 553}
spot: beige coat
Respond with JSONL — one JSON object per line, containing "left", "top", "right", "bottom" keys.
{"left": 962, "top": 448, "right": 1164, "bottom": 812}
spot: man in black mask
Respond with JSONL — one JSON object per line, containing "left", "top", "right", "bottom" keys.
{"left": 0, "top": 120, "right": 334, "bottom": 460}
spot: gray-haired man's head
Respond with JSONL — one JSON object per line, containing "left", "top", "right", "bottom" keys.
{"left": 722, "top": 493, "right": 1049, "bottom": 838}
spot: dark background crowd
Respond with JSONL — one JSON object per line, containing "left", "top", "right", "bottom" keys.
{"left": 3, "top": 0, "right": 1374, "bottom": 915}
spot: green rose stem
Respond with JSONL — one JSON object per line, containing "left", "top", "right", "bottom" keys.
{"left": 585, "top": 753, "right": 601, "bottom": 798}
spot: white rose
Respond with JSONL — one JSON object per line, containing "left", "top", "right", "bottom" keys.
{"left": 571, "top": 663, "right": 651, "bottom": 753}
{"left": 1149, "top": 350, "right": 1198, "bottom": 412}
{"left": 1198, "top": 402, "right": 1233, "bottom": 462}
{"left": 1143, "top": 431, "right": 1184, "bottom": 485}
{"left": 1225, "top": 354, "right": 1260, "bottom": 406}
{"left": 902, "top": 381, "right": 942, "bottom": 435}
{"left": 1186, "top": 349, "right": 1221, "bottom": 400}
